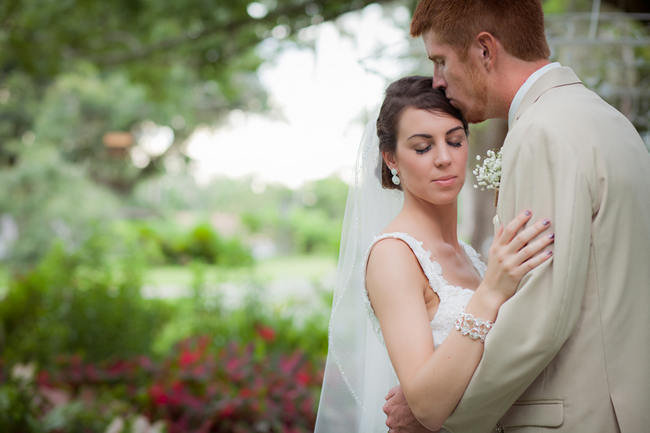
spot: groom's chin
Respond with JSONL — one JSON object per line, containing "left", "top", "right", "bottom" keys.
{"left": 463, "top": 110, "right": 488, "bottom": 124}
{"left": 451, "top": 103, "right": 484, "bottom": 124}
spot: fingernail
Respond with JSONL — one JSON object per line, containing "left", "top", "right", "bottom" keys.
{"left": 525, "top": 210, "right": 532, "bottom": 216}
{"left": 547, "top": 250, "right": 553, "bottom": 256}
{"left": 548, "top": 233, "right": 555, "bottom": 240}
{"left": 543, "top": 219, "right": 551, "bottom": 226}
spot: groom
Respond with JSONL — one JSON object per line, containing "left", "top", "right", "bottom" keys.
{"left": 384, "top": 1, "right": 650, "bottom": 432}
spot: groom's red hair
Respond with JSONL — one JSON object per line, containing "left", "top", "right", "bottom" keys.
{"left": 410, "top": 0, "right": 550, "bottom": 61}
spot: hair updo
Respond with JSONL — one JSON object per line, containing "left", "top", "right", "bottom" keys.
{"left": 376, "top": 76, "right": 468, "bottom": 190}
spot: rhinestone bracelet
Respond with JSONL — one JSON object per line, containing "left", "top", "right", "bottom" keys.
{"left": 455, "top": 311, "right": 494, "bottom": 343}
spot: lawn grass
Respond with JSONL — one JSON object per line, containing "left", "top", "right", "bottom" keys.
{"left": 144, "top": 254, "right": 337, "bottom": 290}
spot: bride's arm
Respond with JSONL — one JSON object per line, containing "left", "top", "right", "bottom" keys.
{"left": 366, "top": 210, "right": 553, "bottom": 431}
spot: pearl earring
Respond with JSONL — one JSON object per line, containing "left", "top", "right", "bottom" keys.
{"left": 390, "top": 168, "right": 401, "bottom": 186}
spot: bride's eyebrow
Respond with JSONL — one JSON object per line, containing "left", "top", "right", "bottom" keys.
{"left": 407, "top": 133, "right": 432, "bottom": 140}
{"left": 446, "top": 126, "right": 464, "bottom": 135}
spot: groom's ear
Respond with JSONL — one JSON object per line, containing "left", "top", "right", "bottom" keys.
{"left": 475, "top": 32, "right": 497, "bottom": 70}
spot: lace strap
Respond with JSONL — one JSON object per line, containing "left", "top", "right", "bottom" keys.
{"left": 460, "top": 240, "right": 487, "bottom": 278}
{"left": 363, "top": 232, "right": 446, "bottom": 296}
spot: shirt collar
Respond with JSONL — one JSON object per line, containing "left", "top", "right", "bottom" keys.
{"left": 508, "top": 62, "right": 561, "bottom": 127}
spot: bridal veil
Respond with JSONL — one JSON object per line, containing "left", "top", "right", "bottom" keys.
{"left": 314, "top": 119, "right": 403, "bottom": 433}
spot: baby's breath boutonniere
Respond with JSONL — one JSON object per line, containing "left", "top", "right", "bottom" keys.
{"left": 472, "top": 148, "right": 502, "bottom": 191}
{"left": 473, "top": 148, "right": 502, "bottom": 207}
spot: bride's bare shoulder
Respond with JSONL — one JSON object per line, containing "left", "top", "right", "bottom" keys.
{"left": 366, "top": 237, "right": 425, "bottom": 290}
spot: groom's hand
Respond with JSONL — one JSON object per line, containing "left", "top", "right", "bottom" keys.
{"left": 383, "top": 386, "right": 437, "bottom": 432}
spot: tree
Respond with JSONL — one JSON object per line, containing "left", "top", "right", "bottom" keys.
{"left": 0, "top": 0, "right": 396, "bottom": 194}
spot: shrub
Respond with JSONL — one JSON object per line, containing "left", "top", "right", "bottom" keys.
{"left": 152, "top": 285, "right": 329, "bottom": 365}
{"left": 0, "top": 227, "right": 171, "bottom": 367}
{"left": 129, "top": 220, "right": 253, "bottom": 267}
{"left": 286, "top": 208, "right": 341, "bottom": 256}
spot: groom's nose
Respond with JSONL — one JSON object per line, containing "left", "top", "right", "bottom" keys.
{"left": 432, "top": 66, "right": 447, "bottom": 91}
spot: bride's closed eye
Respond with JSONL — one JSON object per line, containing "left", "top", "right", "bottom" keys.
{"left": 415, "top": 140, "right": 462, "bottom": 154}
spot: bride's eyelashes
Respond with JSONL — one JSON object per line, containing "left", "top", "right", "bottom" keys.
{"left": 414, "top": 141, "right": 462, "bottom": 154}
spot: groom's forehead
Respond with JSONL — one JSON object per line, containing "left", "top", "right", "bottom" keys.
{"left": 422, "top": 30, "right": 455, "bottom": 57}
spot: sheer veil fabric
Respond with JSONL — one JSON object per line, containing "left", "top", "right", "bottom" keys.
{"left": 314, "top": 119, "right": 404, "bottom": 433}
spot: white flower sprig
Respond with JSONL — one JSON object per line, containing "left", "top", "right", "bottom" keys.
{"left": 472, "top": 148, "right": 502, "bottom": 190}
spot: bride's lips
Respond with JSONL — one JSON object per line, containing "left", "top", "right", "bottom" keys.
{"left": 433, "top": 175, "right": 457, "bottom": 187}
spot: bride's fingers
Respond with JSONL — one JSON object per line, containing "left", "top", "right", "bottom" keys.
{"left": 505, "top": 217, "right": 552, "bottom": 254}
{"left": 513, "top": 230, "right": 555, "bottom": 266}
{"left": 499, "top": 210, "right": 533, "bottom": 245}
{"left": 515, "top": 247, "right": 553, "bottom": 276}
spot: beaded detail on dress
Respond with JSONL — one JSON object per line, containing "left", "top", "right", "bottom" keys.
{"left": 362, "top": 232, "right": 487, "bottom": 347}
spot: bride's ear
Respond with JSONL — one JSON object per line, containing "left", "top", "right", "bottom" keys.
{"left": 382, "top": 151, "right": 397, "bottom": 170}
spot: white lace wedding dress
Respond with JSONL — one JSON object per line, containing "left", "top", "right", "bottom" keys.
{"left": 359, "top": 232, "right": 487, "bottom": 432}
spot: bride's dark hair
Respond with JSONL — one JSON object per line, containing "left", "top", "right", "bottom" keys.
{"left": 376, "top": 76, "right": 467, "bottom": 190}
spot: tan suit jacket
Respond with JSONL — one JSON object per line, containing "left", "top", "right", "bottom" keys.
{"left": 443, "top": 66, "right": 650, "bottom": 433}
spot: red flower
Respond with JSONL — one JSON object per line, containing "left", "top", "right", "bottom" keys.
{"left": 220, "top": 402, "right": 236, "bottom": 418}
{"left": 296, "top": 368, "right": 310, "bottom": 386}
{"left": 37, "top": 371, "right": 51, "bottom": 387}
{"left": 239, "top": 388, "right": 253, "bottom": 398}
{"left": 171, "top": 380, "right": 185, "bottom": 393}
{"left": 256, "top": 324, "right": 276, "bottom": 342}
{"left": 150, "top": 383, "right": 169, "bottom": 405}
{"left": 179, "top": 349, "right": 201, "bottom": 368}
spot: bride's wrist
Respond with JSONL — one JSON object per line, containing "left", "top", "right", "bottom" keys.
{"left": 471, "top": 284, "right": 506, "bottom": 318}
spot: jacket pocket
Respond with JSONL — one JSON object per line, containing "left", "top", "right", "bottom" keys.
{"left": 500, "top": 399, "right": 564, "bottom": 428}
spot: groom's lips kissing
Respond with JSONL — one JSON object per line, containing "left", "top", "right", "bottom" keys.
{"left": 433, "top": 175, "right": 457, "bottom": 187}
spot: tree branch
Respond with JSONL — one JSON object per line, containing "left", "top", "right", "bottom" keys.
{"left": 94, "top": 0, "right": 396, "bottom": 66}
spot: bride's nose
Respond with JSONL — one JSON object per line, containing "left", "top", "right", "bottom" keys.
{"left": 434, "top": 145, "right": 452, "bottom": 168}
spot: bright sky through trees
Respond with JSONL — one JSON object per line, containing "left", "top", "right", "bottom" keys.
{"left": 187, "top": 4, "right": 413, "bottom": 188}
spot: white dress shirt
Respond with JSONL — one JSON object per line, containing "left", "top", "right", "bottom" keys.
{"left": 508, "top": 62, "right": 561, "bottom": 127}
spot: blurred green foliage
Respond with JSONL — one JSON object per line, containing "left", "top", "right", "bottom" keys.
{"left": 0, "top": 217, "right": 329, "bottom": 367}
{"left": 130, "top": 220, "right": 254, "bottom": 267}
{"left": 287, "top": 208, "right": 342, "bottom": 255}
{"left": 0, "top": 227, "right": 172, "bottom": 367}
{"left": 0, "top": 145, "right": 121, "bottom": 270}
{"left": 153, "top": 282, "right": 331, "bottom": 364}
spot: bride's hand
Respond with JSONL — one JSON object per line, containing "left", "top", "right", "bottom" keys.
{"left": 480, "top": 210, "right": 554, "bottom": 306}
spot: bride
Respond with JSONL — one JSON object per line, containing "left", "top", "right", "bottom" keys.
{"left": 314, "top": 76, "right": 554, "bottom": 433}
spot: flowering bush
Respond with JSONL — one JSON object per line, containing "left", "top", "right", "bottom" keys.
{"left": 1, "top": 332, "right": 324, "bottom": 433}
{"left": 145, "top": 337, "right": 321, "bottom": 433}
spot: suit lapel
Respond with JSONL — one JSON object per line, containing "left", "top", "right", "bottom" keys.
{"left": 510, "top": 67, "right": 583, "bottom": 130}
{"left": 497, "top": 67, "right": 583, "bottom": 227}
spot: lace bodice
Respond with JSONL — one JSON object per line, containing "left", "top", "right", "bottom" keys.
{"left": 363, "top": 232, "right": 487, "bottom": 348}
